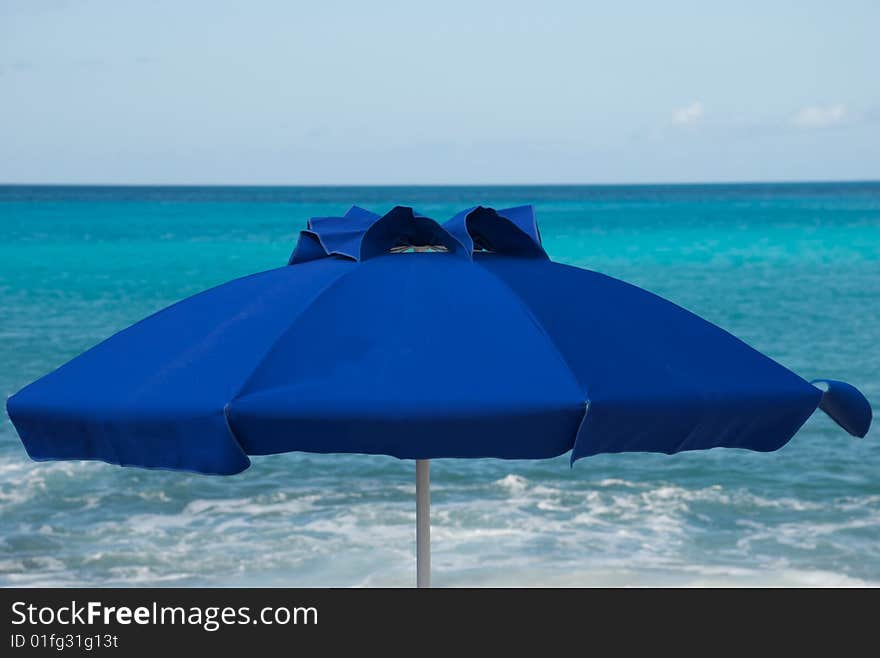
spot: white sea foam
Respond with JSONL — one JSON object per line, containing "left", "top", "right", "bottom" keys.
{"left": 595, "top": 478, "right": 642, "bottom": 488}
{"left": 2, "top": 460, "right": 879, "bottom": 587}
{"left": 495, "top": 474, "right": 528, "bottom": 493}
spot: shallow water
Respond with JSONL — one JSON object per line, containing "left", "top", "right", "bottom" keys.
{"left": 1, "top": 183, "right": 878, "bottom": 587}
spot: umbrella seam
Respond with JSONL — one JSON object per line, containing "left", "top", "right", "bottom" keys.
{"left": 474, "top": 262, "right": 591, "bottom": 456}
{"left": 221, "top": 403, "right": 252, "bottom": 473}
{"left": 5, "top": 266, "right": 292, "bottom": 399}
{"left": 226, "top": 264, "right": 364, "bottom": 415}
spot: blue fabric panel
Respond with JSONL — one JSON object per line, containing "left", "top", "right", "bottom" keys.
{"left": 496, "top": 205, "right": 542, "bottom": 245}
{"left": 289, "top": 206, "right": 381, "bottom": 263}
{"left": 477, "top": 255, "right": 826, "bottom": 461}
{"left": 7, "top": 259, "right": 355, "bottom": 474}
{"left": 288, "top": 231, "right": 328, "bottom": 265}
{"left": 440, "top": 207, "right": 478, "bottom": 252}
{"left": 227, "top": 254, "right": 585, "bottom": 459}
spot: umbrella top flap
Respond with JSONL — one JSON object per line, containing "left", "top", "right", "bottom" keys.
{"left": 444, "top": 205, "right": 547, "bottom": 260}
{"left": 289, "top": 204, "right": 547, "bottom": 264}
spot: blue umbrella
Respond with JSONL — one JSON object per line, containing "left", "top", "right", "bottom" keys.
{"left": 7, "top": 204, "right": 872, "bottom": 587}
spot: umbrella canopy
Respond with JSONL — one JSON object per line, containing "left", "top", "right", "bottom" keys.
{"left": 7, "top": 204, "right": 872, "bottom": 475}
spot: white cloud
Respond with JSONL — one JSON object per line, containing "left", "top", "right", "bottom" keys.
{"left": 792, "top": 104, "right": 846, "bottom": 128}
{"left": 672, "top": 102, "right": 703, "bottom": 124}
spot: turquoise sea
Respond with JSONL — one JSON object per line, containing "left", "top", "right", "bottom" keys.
{"left": 1, "top": 183, "right": 877, "bottom": 587}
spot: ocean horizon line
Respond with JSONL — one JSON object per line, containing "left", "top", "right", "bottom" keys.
{"left": 1, "top": 179, "right": 879, "bottom": 190}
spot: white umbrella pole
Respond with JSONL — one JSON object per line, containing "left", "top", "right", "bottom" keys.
{"left": 416, "top": 459, "right": 431, "bottom": 588}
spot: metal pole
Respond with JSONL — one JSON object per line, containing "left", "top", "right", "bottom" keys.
{"left": 416, "top": 459, "right": 430, "bottom": 588}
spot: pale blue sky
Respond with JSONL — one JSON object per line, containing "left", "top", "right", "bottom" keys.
{"left": 2, "top": 0, "right": 878, "bottom": 184}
